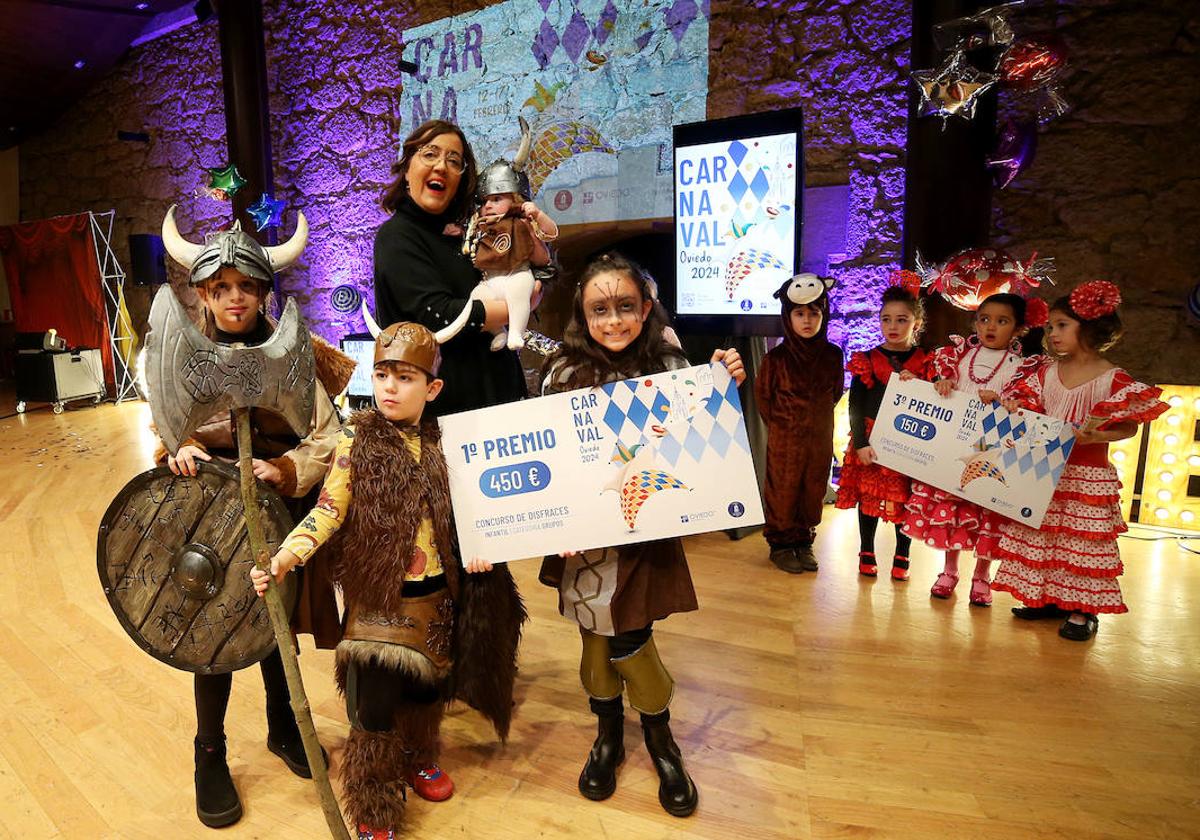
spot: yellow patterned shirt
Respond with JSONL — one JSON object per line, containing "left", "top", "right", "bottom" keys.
{"left": 280, "top": 425, "right": 444, "bottom": 581}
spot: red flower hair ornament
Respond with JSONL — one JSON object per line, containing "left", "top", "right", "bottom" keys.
{"left": 1069, "top": 280, "right": 1121, "bottom": 320}
{"left": 1024, "top": 296, "right": 1049, "bottom": 328}
{"left": 889, "top": 269, "right": 924, "bottom": 298}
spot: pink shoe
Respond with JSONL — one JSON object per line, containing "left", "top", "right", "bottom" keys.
{"left": 969, "top": 577, "right": 992, "bottom": 607}
{"left": 930, "top": 572, "right": 959, "bottom": 599}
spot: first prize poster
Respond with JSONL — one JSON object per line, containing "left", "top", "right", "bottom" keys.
{"left": 871, "top": 378, "right": 1077, "bottom": 528}
{"left": 439, "top": 363, "right": 764, "bottom": 563}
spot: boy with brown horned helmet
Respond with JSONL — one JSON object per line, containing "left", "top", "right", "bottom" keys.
{"left": 252, "top": 319, "right": 525, "bottom": 840}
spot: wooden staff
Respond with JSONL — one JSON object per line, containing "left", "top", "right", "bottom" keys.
{"left": 236, "top": 409, "right": 350, "bottom": 840}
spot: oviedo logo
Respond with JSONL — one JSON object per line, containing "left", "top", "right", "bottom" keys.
{"left": 554, "top": 189, "right": 572, "bottom": 211}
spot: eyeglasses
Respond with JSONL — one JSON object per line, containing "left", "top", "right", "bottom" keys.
{"left": 414, "top": 144, "right": 466, "bottom": 173}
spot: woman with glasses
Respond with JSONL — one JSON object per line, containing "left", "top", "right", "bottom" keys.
{"left": 373, "top": 119, "right": 533, "bottom": 417}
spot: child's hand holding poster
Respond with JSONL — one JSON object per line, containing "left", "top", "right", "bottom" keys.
{"left": 871, "top": 378, "right": 1077, "bottom": 528}
{"left": 439, "top": 363, "right": 764, "bottom": 563}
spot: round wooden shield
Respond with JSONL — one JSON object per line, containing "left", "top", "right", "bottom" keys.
{"left": 97, "top": 460, "right": 297, "bottom": 674}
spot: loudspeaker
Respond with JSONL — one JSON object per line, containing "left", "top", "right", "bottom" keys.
{"left": 128, "top": 233, "right": 167, "bottom": 286}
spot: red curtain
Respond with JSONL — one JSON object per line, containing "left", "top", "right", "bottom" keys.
{"left": 0, "top": 213, "right": 113, "bottom": 389}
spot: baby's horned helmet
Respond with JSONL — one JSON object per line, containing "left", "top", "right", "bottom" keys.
{"left": 476, "top": 117, "right": 533, "bottom": 202}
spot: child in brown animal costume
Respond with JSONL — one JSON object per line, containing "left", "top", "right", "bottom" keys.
{"left": 253, "top": 321, "right": 526, "bottom": 840}
{"left": 755, "top": 273, "right": 845, "bottom": 574}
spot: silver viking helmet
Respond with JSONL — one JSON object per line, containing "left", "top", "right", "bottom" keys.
{"left": 476, "top": 116, "right": 533, "bottom": 202}
{"left": 161, "top": 204, "right": 309, "bottom": 286}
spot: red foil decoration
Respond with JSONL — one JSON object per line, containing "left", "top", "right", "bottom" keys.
{"left": 999, "top": 36, "right": 1067, "bottom": 92}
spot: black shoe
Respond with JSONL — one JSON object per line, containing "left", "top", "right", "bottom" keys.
{"left": 1058, "top": 613, "right": 1099, "bottom": 641}
{"left": 641, "top": 713, "right": 697, "bottom": 817}
{"left": 267, "top": 704, "right": 328, "bottom": 779}
{"left": 578, "top": 712, "right": 625, "bottom": 801}
{"left": 267, "top": 734, "right": 328, "bottom": 779}
{"left": 194, "top": 737, "right": 242, "bottom": 828}
{"left": 796, "top": 543, "right": 819, "bottom": 572}
{"left": 1012, "top": 604, "right": 1067, "bottom": 621}
{"left": 768, "top": 547, "right": 804, "bottom": 574}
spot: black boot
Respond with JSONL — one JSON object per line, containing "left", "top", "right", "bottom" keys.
{"left": 579, "top": 708, "right": 625, "bottom": 800}
{"left": 194, "top": 737, "right": 242, "bottom": 828}
{"left": 641, "top": 712, "right": 697, "bottom": 817}
{"left": 267, "top": 702, "right": 324, "bottom": 779}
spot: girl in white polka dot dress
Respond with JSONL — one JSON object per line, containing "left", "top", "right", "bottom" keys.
{"left": 985, "top": 282, "right": 1167, "bottom": 642}
{"left": 899, "top": 293, "right": 1045, "bottom": 607}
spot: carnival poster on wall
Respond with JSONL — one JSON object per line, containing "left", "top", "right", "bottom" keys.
{"left": 400, "top": 0, "right": 709, "bottom": 224}
{"left": 871, "top": 378, "right": 1077, "bottom": 528}
{"left": 439, "top": 363, "right": 764, "bottom": 564}
{"left": 673, "top": 132, "right": 798, "bottom": 317}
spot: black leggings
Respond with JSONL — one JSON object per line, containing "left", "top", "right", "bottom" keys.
{"left": 858, "top": 510, "right": 912, "bottom": 558}
{"left": 195, "top": 647, "right": 291, "bottom": 743}
{"left": 353, "top": 662, "right": 441, "bottom": 732}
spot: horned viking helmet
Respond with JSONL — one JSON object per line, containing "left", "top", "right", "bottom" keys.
{"left": 360, "top": 303, "right": 441, "bottom": 376}
{"left": 476, "top": 116, "right": 533, "bottom": 202}
{"left": 161, "top": 204, "right": 308, "bottom": 286}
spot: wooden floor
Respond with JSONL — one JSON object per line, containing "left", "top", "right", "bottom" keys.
{"left": 1, "top": 396, "right": 1198, "bottom": 839}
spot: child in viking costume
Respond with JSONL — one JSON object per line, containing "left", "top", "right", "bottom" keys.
{"left": 435, "top": 117, "right": 558, "bottom": 351}
{"left": 253, "top": 321, "right": 525, "bottom": 840}
{"left": 156, "top": 206, "right": 352, "bottom": 828}
{"left": 536, "top": 252, "right": 746, "bottom": 819}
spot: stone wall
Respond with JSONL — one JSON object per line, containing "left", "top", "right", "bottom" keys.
{"left": 991, "top": 0, "right": 1200, "bottom": 383}
{"left": 16, "top": 1, "right": 1195, "bottom": 381}
{"left": 18, "top": 0, "right": 910, "bottom": 360}
{"left": 708, "top": 0, "right": 910, "bottom": 353}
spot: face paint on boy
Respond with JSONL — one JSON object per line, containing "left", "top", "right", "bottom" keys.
{"left": 196, "top": 267, "right": 264, "bottom": 335}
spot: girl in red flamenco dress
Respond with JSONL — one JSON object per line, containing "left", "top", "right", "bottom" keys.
{"left": 835, "top": 281, "right": 929, "bottom": 580}
{"left": 986, "top": 281, "right": 1167, "bottom": 641}
{"left": 899, "top": 292, "right": 1048, "bottom": 607}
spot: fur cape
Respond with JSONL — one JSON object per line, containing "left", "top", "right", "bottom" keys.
{"left": 328, "top": 408, "right": 527, "bottom": 740}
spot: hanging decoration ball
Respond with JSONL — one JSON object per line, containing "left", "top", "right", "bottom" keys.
{"left": 987, "top": 119, "right": 1039, "bottom": 189}
{"left": 205, "top": 163, "right": 247, "bottom": 198}
{"left": 329, "top": 284, "right": 363, "bottom": 315}
{"left": 247, "top": 193, "right": 286, "bottom": 232}
{"left": 912, "top": 50, "right": 999, "bottom": 124}
{"left": 998, "top": 36, "right": 1068, "bottom": 92}
{"left": 932, "top": 2, "right": 1019, "bottom": 52}
{"left": 917, "top": 248, "right": 1055, "bottom": 311}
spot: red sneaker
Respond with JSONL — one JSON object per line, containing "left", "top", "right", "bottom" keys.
{"left": 357, "top": 825, "right": 395, "bottom": 840}
{"left": 411, "top": 764, "right": 454, "bottom": 802}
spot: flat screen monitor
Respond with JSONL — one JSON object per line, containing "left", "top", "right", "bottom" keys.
{"left": 672, "top": 107, "right": 803, "bottom": 335}
{"left": 339, "top": 334, "right": 374, "bottom": 399}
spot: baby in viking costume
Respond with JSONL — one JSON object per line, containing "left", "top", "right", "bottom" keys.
{"left": 253, "top": 321, "right": 525, "bottom": 840}
{"left": 435, "top": 117, "right": 558, "bottom": 351}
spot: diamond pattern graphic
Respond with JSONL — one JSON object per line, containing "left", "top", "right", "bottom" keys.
{"left": 665, "top": 0, "right": 699, "bottom": 43}
{"left": 727, "top": 140, "right": 747, "bottom": 166}
{"left": 562, "top": 10, "right": 592, "bottom": 62}
{"left": 599, "top": 379, "right": 671, "bottom": 445}
{"left": 974, "top": 406, "right": 1076, "bottom": 486}
{"left": 749, "top": 167, "right": 771, "bottom": 201}
{"left": 596, "top": 367, "right": 751, "bottom": 470}
{"left": 532, "top": 18, "right": 560, "bottom": 69}
{"left": 594, "top": 0, "right": 619, "bottom": 44}
{"left": 727, "top": 170, "right": 748, "bottom": 203}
